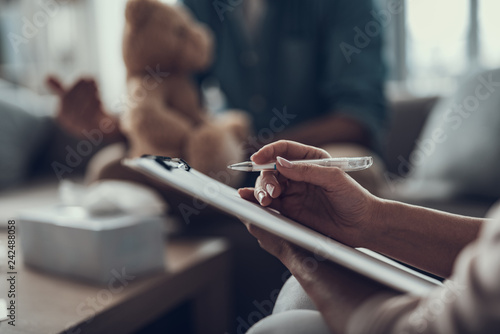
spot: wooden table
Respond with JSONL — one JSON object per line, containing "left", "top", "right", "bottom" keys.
{"left": 0, "top": 233, "right": 231, "bottom": 334}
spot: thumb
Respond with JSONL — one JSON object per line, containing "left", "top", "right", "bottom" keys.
{"left": 276, "top": 156, "right": 346, "bottom": 191}
{"left": 46, "top": 76, "right": 65, "bottom": 96}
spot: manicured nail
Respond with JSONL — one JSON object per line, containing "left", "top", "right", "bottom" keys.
{"left": 266, "top": 184, "right": 275, "bottom": 197}
{"left": 257, "top": 191, "right": 266, "bottom": 203}
{"left": 277, "top": 156, "right": 293, "bottom": 168}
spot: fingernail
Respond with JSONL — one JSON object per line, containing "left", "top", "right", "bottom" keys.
{"left": 277, "top": 156, "right": 293, "bottom": 168}
{"left": 257, "top": 191, "right": 266, "bottom": 204}
{"left": 266, "top": 184, "right": 275, "bottom": 197}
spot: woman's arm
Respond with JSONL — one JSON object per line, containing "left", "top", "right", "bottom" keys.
{"left": 363, "top": 200, "right": 485, "bottom": 278}
{"left": 242, "top": 140, "right": 497, "bottom": 334}
{"left": 244, "top": 140, "right": 487, "bottom": 278}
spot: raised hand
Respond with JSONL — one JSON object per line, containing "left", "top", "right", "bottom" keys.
{"left": 46, "top": 76, "right": 111, "bottom": 139}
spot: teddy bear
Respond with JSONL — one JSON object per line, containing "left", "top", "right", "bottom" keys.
{"left": 48, "top": 0, "right": 250, "bottom": 193}
{"left": 120, "top": 0, "right": 249, "bottom": 184}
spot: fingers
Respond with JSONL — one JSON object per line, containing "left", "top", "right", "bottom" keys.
{"left": 242, "top": 220, "right": 266, "bottom": 238}
{"left": 46, "top": 76, "right": 65, "bottom": 96}
{"left": 68, "top": 79, "right": 102, "bottom": 113}
{"left": 275, "top": 156, "right": 347, "bottom": 191}
{"left": 251, "top": 140, "right": 330, "bottom": 164}
{"left": 238, "top": 187, "right": 282, "bottom": 211}
{"left": 242, "top": 221, "right": 276, "bottom": 245}
{"left": 71, "top": 79, "right": 98, "bottom": 97}
{"left": 238, "top": 188, "right": 258, "bottom": 203}
{"left": 260, "top": 171, "right": 281, "bottom": 198}
{"left": 253, "top": 172, "right": 283, "bottom": 206}
{"left": 254, "top": 181, "right": 272, "bottom": 207}
{"left": 242, "top": 222, "right": 301, "bottom": 261}
{"left": 243, "top": 222, "right": 272, "bottom": 250}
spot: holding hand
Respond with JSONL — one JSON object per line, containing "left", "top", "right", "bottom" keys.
{"left": 239, "top": 140, "right": 483, "bottom": 278}
{"left": 238, "top": 140, "right": 381, "bottom": 248}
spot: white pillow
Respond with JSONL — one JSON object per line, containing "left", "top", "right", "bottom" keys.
{"left": 397, "top": 68, "right": 500, "bottom": 200}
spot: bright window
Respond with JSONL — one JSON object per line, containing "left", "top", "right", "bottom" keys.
{"left": 405, "top": 0, "right": 469, "bottom": 94}
{"left": 389, "top": 0, "right": 500, "bottom": 96}
{"left": 2, "top": 0, "right": 499, "bottom": 106}
{"left": 91, "top": 0, "right": 177, "bottom": 109}
{"left": 479, "top": 0, "right": 500, "bottom": 69}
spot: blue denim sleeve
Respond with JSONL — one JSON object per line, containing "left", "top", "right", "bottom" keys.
{"left": 318, "top": 0, "right": 389, "bottom": 150}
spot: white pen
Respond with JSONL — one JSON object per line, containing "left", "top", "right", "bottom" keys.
{"left": 227, "top": 156, "right": 373, "bottom": 172}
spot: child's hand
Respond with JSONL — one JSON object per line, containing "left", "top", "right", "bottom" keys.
{"left": 47, "top": 76, "right": 109, "bottom": 138}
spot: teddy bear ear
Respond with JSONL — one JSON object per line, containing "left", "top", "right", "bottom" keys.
{"left": 125, "top": 0, "right": 153, "bottom": 28}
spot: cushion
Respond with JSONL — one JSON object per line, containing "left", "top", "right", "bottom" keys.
{"left": 396, "top": 68, "right": 500, "bottom": 200}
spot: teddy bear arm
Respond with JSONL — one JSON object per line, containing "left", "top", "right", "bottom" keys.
{"left": 161, "top": 77, "right": 205, "bottom": 125}
{"left": 122, "top": 103, "right": 192, "bottom": 157}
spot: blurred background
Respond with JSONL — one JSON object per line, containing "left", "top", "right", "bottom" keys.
{"left": 1, "top": 0, "right": 499, "bottom": 193}
{"left": 0, "top": 0, "right": 177, "bottom": 110}
{"left": 1, "top": 0, "right": 500, "bottom": 107}
{"left": 1, "top": 1, "right": 500, "bottom": 333}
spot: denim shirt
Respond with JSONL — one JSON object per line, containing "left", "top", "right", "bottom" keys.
{"left": 182, "top": 0, "right": 388, "bottom": 151}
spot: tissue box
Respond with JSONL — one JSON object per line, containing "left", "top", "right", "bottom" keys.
{"left": 19, "top": 206, "right": 166, "bottom": 284}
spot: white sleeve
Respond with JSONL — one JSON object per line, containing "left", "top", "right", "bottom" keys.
{"left": 347, "top": 218, "right": 500, "bottom": 334}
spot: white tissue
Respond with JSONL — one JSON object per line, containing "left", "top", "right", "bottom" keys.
{"left": 59, "top": 180, "right": 167, "bottom": 216}
{"left": 21, "top": 180, "right": 169, "bottom": 283}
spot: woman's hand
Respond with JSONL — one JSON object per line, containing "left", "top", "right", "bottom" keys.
{"left": 238, "top": 140, "right": 381, "bottom": 247}
{"left": 242, "top": 220, "right": 307, "bottom": 266}
{"left": 242, "top": 220, "right": 392, "bottom": 334}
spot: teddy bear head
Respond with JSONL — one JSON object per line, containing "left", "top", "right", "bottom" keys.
{"left": 123, "top": 0, "right": 213, "bottom": 74}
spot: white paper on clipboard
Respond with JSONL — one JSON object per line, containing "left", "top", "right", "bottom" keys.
{"left": 123, "top": 156, "right": 441, "bottom": 296}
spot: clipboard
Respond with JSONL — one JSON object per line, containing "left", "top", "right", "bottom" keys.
{"left": 123, "top": 156, "right": 441, "bottom": 296}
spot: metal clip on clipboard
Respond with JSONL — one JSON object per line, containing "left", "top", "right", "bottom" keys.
{"left": 141, "top": 155, "right": 191, "bottom": 172}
